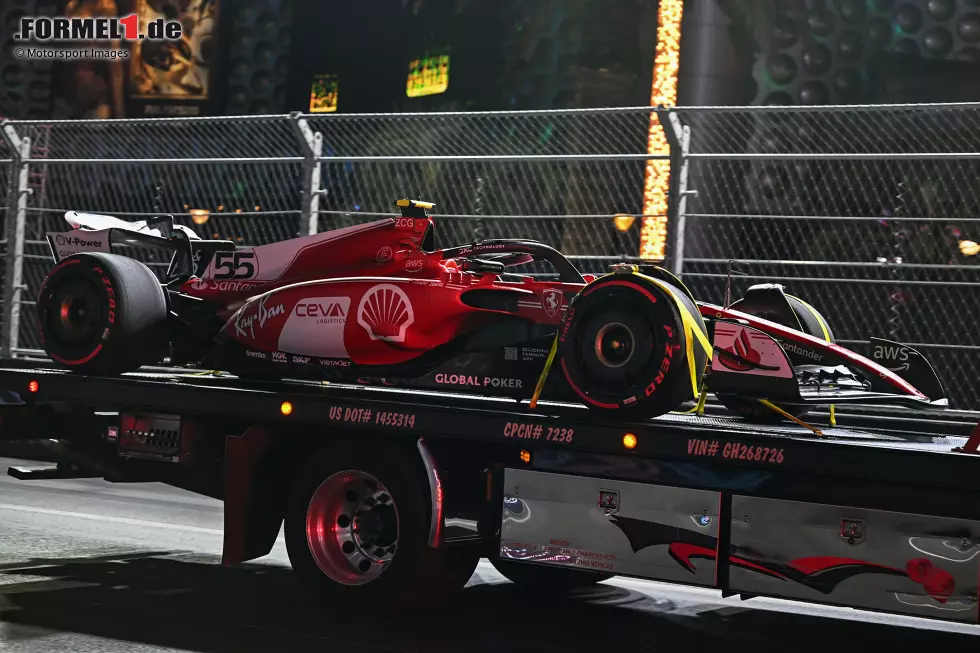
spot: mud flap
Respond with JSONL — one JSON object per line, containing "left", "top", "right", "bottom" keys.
{"left": 708, "top": 321, "right": 802, "bottom": 402}
{"left": 223, "top": 425, "right": 283, "bottom": 566}
{"left": 869, "top": 338, "right": 946, "bottom": 403}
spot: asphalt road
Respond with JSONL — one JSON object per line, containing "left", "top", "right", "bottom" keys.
{"left": 0, "top": 457, "right": 978, "bottom": 653}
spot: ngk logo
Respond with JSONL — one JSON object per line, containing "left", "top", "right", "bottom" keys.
{"left": 295, "top": 297, "right": 350, "bottom": 324}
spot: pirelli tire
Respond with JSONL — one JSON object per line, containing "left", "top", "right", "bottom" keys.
{"left": 36, "top": 253, "right": 169, "bottom": 376}
{"left": 557, "top": 274, "right": 709, "bottom": 419}
{"left": 717, "top": 294, "right": 836, "bottom": 423}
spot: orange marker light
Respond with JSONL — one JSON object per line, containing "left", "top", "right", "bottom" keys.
{"left": 520, "top": 450, "right": 531, "bottom": 464}
{"left": 27, "top": 380, "right": 39, "bottom": 393}
{"left": 280, "top": 401, "right": 293, "bottom": 416}
{"left": 623, "top": 433, "right": 637, "bottom": 449}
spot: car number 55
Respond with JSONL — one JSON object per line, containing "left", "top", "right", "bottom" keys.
{"left": 213, "top": 251, "right": 257, "bottom": 280}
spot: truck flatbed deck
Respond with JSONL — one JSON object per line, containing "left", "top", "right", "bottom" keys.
{"left": 2, "top": 365, "right": 977, "bottom": 488}
{"left": 2, "top": 364, "right": 980, "bottom": 623}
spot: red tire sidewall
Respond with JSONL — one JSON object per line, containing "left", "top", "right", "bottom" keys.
{"left": 36, "top": 256, "right": 122, "bottom": 366}
{"left": 558, "top": 278, "right": 687, "bottom": 412}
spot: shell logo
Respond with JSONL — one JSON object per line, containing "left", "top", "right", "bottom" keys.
{"left": 357, "top": 284, "right": 415, "bottom": 342}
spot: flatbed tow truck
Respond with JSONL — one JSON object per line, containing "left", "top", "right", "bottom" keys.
{"left": 2, "top": 360, "right": 980, "bottom": 622}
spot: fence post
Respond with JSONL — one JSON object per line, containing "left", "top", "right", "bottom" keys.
{"left": 289, "top": 112, "right": 323, "bottom": 236}
{"left": 1, "top": 122, "right": 30, "bottom": 359}
{"left": 655, "top": 108, "right": 695, "bottom": 276}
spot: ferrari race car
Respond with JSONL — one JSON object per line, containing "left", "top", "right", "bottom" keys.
{"left": 35, "top": 199, "right": 948, "bottom": 424}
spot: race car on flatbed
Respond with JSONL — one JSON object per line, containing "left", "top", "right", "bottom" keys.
{"left": 36, "top": 198, "right": 947, "bottom": 425}
{"left": 5, "top": 199, "right": 980, "bottom": 624}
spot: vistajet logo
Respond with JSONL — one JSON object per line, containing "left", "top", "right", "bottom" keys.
{"left": 15, "top": 15, "right": 182, "bottom": 42}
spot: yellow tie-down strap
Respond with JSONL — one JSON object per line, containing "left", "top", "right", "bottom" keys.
{"left": 529, "top": 268, "right": 712, "bottom": 409}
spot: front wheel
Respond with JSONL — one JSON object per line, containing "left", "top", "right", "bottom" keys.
{"left": 284, "top": 442, "right": 479, "bottom": 610}
{"left": 557, "top": 274, "right": 709, "bottom": 419}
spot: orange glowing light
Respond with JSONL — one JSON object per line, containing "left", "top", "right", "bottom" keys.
{"left": 189, "top": 208, "right": 209, "bottom": 225}
{"left": 520, "top": 450, "right": 531, "bottom": 464}
{"left": 623, "top": 433, "right": 637, "bottom": 449}
{"left": 28, "top": 380, "right": 39, "bottom": 393}
{"left": 640, "top": 0, "right": 684, "bottom": 261}
{"left": 280, "top": 401, "right": 293, "bottom": 416}
{"left": 613, "top": 214, "right": 636, "bottom": 232}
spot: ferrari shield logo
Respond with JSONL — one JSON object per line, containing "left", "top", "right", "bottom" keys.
{"left": 542, "top": 289, "right": 563, "bottom": 317}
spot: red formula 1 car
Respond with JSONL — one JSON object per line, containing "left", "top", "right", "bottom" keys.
{"left": 35, "top": 199, "right": 948, "bottom": 424}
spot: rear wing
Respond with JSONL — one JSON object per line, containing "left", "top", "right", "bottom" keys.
{"left": 47, "top": 214, "right": 236, "bottom": 280}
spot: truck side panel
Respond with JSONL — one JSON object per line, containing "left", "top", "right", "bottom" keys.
{"left": 729, "top": 495, "right": 980, "bottom": 623}
{"left": 499, "top": 468, "right": 720, "bottom": 586}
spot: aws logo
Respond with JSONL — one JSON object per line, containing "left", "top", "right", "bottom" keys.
{"left": 873, "top": 343, "right": 910, "bottom": 372}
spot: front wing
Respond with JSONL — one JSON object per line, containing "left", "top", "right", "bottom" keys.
{"left": 707, "top": 321, "right": 948, "bottom": 409}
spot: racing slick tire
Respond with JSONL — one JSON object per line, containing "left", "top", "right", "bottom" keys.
{"left": 36, "top": 253, "right": 168, "bottom": 376}
{"left": 284, "top": 441, "right": 480, "bottom": 611}
{"left": 489, "top": 558, "right": 613, "bottom": 592}
{"left": 557, "top": 274, "right": 710, "bottom": 419}
{"left": 717, "top": 292, "right": 835, "bottom": 423}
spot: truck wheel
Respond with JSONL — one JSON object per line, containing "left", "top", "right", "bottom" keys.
{"left": 490, "top": 558, "right": 613, "bottom": 591}
{"left": 284, "top": 442, "right": 478, "bottom": 610}
{"left": 558, "top": 275, "right": 709, "bottom": 419}
{"left": 36, "top": 253, "right": 168, "bottom": 375}
{"left": 717, "top": 291, "right": 835, "bottom": 423}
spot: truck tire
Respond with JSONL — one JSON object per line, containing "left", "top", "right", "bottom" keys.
{"left": 36, "top": 253, "right": 168, "bottom": 375}
{"left": 558, "top": 274, "right": 709, "bottom": 419}
{"left": 717, "top": 292, "right": 835, "bottom": 423}
{"left": 284, "top": 441, "right": 479, "bottom": 610}
{"left": 490, "top": 558, "right": 613, "bottom": 591}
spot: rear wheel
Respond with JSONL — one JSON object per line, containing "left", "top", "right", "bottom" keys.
{"left": 36, "top": 253, "right": 168, "bottom": 375}
{"left": 284, "top": 442, "right": 479, "bottom": 610}
{"left": 558, "top": 274, "right": 709, "bottom": 419}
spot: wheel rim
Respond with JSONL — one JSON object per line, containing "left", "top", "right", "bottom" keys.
{"left": 573, "top": 306, "right": 657, "bottom": 390}
{"left": 594, "top": 322, "right": 635, "bottom": 369}
{"left": 46, "top": 279, "right": 105, "bottom": 347}
{"left": 305, "top": 471, "right": 399, "bottom": 586}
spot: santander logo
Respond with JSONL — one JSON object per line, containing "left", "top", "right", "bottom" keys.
{"left": 357, "top": 284, "right": 415, "bottom": 343}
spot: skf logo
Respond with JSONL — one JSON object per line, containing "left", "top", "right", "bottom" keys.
{"left": 541, "top": 289, "right": 563, "bottom": 317}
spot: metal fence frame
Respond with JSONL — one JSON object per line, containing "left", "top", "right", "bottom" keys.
{"left": 3, "top": 103, "right": 978, "bottom": 408}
